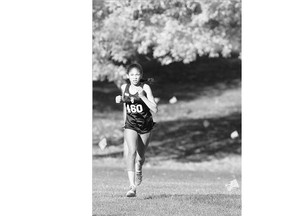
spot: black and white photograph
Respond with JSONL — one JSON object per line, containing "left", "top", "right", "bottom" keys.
{"left": 2, "top": 0, "right": 288, "bottom": 216}
{"left": 93, "top": 0, "right": 241, "bottom": 215}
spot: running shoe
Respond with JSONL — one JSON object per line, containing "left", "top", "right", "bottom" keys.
{"left": 126, "top": 185, "right": 136, "bottom": 197}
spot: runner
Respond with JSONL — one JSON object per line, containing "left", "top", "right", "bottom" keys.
{"left": 115, "top": 63, "right": 158, "bottom": 197}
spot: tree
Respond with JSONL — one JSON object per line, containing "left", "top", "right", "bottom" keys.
{"left": 93, "top": 0, "right": 241, "bottom": 85}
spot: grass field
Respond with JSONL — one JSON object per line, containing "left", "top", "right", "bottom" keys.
{"left": 93, "top": 58, "right": 241, "bottom": 215}
{"left": 93, "top": 162, "right": 241, "bottom": 216}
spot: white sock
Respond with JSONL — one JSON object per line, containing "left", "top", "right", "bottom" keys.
{"left": 127, "top": 171, "right": 135, "bottom": 187}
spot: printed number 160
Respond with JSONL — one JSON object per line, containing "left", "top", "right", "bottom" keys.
{"left": 127, "top": 104, "right": 143, "bottom": 113}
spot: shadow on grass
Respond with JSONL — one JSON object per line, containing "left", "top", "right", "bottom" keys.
{"left": 149, "top": 57, "right": 241, "bottom": 103}
{"left": 147, "top": 112, "right": 241, "bottom": 162}
{"left": 143, "top": 193, "right": 241, "bottom": 203}
{"left": 93, "top": 112, "right": 241, "bottom": 162}
{"left": 93, "top": 57, "right": 241, "bottom": 112}
{"left": 142, "top": 193, "right": 241, "bottom": 209}
{"left": 93, "top": 150, "right": 123, "bottom": 159}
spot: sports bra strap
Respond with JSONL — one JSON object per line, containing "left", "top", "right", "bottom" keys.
{"left": 123, "top": 83, "right": 130, "bottom": 95}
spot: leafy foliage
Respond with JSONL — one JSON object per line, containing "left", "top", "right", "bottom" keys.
{"left": 93, "top": 0, "right": 241, "bottom": 83}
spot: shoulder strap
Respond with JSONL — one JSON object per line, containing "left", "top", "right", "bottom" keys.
{"left": 124, "top": 83, "right": 130, "bottom": 95}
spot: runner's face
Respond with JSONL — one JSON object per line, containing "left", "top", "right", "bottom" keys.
{"left": 128, "top": 68, "right": 142, "bottom": 85}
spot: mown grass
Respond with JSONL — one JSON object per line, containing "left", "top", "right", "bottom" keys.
{"left": 93, "top": 165, "right": 241, "bottom": 216}
{"left": 93, "top": 57, "right": 241, "bottom": 215}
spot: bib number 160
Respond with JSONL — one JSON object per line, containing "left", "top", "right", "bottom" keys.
{"left": 126, "top": 104, "right": 143, "bottom": 113}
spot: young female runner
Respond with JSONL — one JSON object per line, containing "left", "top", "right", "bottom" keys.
{"left": 115, "top": 63, "right": 158, "bottom": 197}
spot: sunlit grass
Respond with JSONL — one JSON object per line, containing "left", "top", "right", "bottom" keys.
{"left": 93, "top": 166, "right": 241, "bottom": 216}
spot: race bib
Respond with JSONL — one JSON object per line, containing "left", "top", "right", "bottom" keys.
{"left": 126, "top": 104, "right": 143, "bottom": 113}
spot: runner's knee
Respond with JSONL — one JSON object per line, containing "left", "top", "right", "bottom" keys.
{"left": 137, "top": 156, "right": 145, "bottom": 165}
{"left": 127, "top": 150, "right": 136, "bottom": 159}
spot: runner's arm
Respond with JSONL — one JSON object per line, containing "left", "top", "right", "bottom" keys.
{"left": 139, "top": 84, "right": 158, "bottom": 113}
{"left": 121, "top": 84, "right": 127, "bottom": 121}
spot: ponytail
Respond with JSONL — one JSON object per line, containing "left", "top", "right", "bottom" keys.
{"left": 125, "top": 77, "right": 154, "bottom": 84}
{"left": 140, "top": 77, "right": 154, "bottom": 84}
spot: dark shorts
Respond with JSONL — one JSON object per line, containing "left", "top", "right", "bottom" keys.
{"left": 124, "top": 119, "right": 156, "bottom": 134}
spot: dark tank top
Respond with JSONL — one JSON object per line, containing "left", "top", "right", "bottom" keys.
{"left": 123, "top": 83, "right": 154, "bottom": 133}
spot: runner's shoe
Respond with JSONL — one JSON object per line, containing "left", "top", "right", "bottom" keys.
{"left": 126, "top": 185, "right": 136, "bottom": 197}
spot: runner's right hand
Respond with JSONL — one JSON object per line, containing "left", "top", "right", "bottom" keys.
{"left": 115, "top": 95, "right": 122, "bottom": 103}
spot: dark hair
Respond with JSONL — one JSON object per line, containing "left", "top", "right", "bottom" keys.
{"left": 140, "top": 77, "right": 154, "bottom": 84}
{"left": 126, "top": 63, "right": 154, "bottom": 84}
{"left": 126, "top": 63, "right": 143, "bottom": 75}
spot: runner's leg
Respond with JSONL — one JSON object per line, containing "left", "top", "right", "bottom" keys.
{"left": 124, "top": 129, "right": 138, "bottom": 187}
{"left": 135, "top": 132, "right": 151, "bottom": 185}
{"left": 136, "top": 132, "right": 151, "bottom": 167}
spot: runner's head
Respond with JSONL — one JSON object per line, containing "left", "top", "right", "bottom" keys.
{"left": 126, "top": 63, "right": 143, "bottom": 85}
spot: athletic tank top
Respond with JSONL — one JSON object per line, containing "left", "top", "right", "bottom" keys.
{"left": 123, "top": 83, "right": 154, "bottom": 133}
